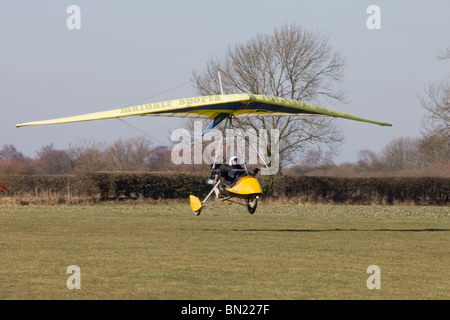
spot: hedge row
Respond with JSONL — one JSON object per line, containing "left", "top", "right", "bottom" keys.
{"left": 260, "top": 176, "right": 450, "bottom": 205}
{"left": 0, "top": 173, "right": 208, "bottom": 203}
{"left": 0, "top": 173, "right": 449, "bottom": 205}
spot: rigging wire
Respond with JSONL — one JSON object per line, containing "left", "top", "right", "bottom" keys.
{"left": 116, "top": 81, "right": 191, "bottom": 145}
{"left": 116, "top": 118, "right": 167, "bottom": 146}
{"left": 123, "top": 81, "right": 191, "bottom": 107}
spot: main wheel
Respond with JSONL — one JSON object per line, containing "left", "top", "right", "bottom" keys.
{"left": 194, "top": 209, "right": 202, "bottom": 216}
{"left": 247, "top": 197, "right": 258, "bottom": 214}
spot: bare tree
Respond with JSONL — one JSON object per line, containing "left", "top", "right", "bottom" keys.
{"left": 0, "top": 144, "right": 25, "bottom": 161}
{"left": 147, "top": 145, "right": 175, "bottom": 171}
{"left": 301, "top": 148, "right": 335, "bottom": 168}
{"left": 0, "top": 144, "right": 34, "bottom": 175}
{"left": 419, "top": 47, "right": 450, "bottom": 163}
{"left": 36, "top": 144, "right": 72, "bottom": 174}
{"left": 357, "top": 149, "right": 385, "bottom": 171}
{"left": 381, "top": 137, "right": 423, "bottom": 170}
{"left": 419, "top": 131, "right": 450, "bottom": 165}
{"left": 192, "top": 24, "right": 346, "bottom": 167}
{"left": 69, "top": 140, "right": 107, "bottom": 173}
{"left": 104, "top": 137, "right": 154, "bottom": 172}
{"left": 420, "top": 79, "right": 450, "bottom": 139}
{"left": 437, "top": 47, "right": 450, "bottom": 61}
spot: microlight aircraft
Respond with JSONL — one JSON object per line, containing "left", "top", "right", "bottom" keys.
{"left": 17, "top": 92, "right": 392, "bottom": 215}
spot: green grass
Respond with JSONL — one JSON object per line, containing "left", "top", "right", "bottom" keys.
{"left": 1, "top": 203, "right": 449, "bottom": 299}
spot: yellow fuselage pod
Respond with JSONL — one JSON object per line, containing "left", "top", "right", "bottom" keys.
{"left": 224, "top": 176, "right": 262, "bottom": 198}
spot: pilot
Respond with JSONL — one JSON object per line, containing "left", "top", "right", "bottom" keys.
{"left": 220, "top": 156, "right": 245, "bottom": 187}
{"left": 220, "top": 156, "right": 259, "bottom": 187}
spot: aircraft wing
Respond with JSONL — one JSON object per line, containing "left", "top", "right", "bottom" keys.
{"left": 16, "top": 93, "right": 392, "bottom": 128}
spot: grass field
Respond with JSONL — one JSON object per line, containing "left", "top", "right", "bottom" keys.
{"left": 1, "top": 203, "right": 449, "bottom": 300}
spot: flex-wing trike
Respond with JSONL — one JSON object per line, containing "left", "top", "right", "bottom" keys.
{"left": 189, "top": 162, "right": 262, "bottom": 216}
{"left": 16, "top": 90, "right": 392, "bottom": 216}
{"left": 189, "top": 112, "right": 266, "bottom": 216}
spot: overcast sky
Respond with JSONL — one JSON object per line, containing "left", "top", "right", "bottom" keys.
{"left": 1, "top": 1, "right": 449, "bottom": 164}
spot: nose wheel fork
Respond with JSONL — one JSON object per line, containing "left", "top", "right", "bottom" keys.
{"left": 247, "top": 197, "right": 258, "bottom": 214}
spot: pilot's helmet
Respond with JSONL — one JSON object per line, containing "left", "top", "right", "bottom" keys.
{"left": 229, "top": 156, "right": 239, "bottom": 166}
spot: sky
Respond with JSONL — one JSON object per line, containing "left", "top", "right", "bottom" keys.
{"left": 1, "top": 0, "right": 449, "bottom": 165}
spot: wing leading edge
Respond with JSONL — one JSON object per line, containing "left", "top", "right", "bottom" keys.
{"left": 16, "top": 93, "right": 392, "bottom": 128}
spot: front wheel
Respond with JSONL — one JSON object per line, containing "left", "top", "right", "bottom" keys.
{"left": 247, "top": 197, "right": 258, "bottom": 214}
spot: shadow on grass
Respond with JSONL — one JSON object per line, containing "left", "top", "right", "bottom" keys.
{"left": 228, "top": 228, "right": 450, "bottom": 232}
